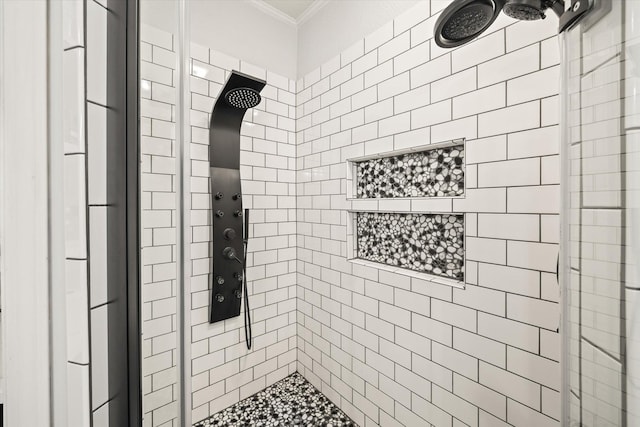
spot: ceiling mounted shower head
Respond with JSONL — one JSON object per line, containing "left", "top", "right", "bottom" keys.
{"left": 225, "top": 87, "right": 262, "bottom": 109}
{"left": 435, "top": 0, "right": 571, "bottom": 48}
{"left": 435, "top": 0, "right": 505, "bottom": 48}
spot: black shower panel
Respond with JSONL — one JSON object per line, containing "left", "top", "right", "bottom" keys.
{"left": 209, "top": 70, "right": 265, "bottom": 324}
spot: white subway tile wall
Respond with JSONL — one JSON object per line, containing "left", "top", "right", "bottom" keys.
{"left": 62, "top": 0, "right": 122, "bottom": 422}
{"left": 296, "top": 2, "right": 560, "bottom": 427}
{"left": 62, "top": 0, "right": 91, "bottom": 425}
{"left": 140, "top": 23, "right": 179, "bottom": 427}
{"left": 86, "top": 0, "right": 111, "bottom": 424}
{"left": 628, "top": 5, "right": 640, "bottom": 407}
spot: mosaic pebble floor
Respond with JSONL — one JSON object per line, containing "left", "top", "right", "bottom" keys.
{"left": 193, "top": 372, "right": 357, "bottom": 427}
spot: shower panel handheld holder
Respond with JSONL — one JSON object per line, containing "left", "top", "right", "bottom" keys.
{"left": 209, "top": 70, "right": 265, "bottom": 324}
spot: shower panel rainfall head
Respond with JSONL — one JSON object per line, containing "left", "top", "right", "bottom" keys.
{"left": 225, "top": 87, "right": 262, "bottom": 109}
{"left": 434, "top": 0, "right": 592, "bottom": 48}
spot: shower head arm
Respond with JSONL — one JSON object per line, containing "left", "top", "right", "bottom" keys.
{"left": 558, "top": 0, "right": 592, "bottom": 32}
{"left": 545, "top": 0, "right": 565, "bottom": 17}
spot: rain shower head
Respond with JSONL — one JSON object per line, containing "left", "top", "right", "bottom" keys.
{"left": 435, "top": 0, "right": 504, "bottom": 48}
{"left": 435, "top": 0, "right": 583, "bottom": 48}
{"left": 225, "top": 87, "right": 262, "bottom": 109}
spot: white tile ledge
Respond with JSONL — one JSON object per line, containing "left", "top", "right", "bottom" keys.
{"left": 346, "top": 195, "right": 465, "bottom": 202}
{"left": 347, "top": 258, "right": 466, "bottom": 290}
{"left": 346, "top": 209, "right": 462, "bottom": 215}
{"left": 346, "top": 138, "right": 465, "bottom": 163}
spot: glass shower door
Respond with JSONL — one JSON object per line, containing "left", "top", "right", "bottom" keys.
{"left": 561, "top": 0, "right": 640, "bottom": 425}
{"left": 139, "top": 0, "right": 186, "bottom": 425}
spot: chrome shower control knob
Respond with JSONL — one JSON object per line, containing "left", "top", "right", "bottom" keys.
{"left": 216, "top": 294, "right": 225, "bottom": 303}
{"left": 215, "top": 192, "right": 224, "bottom": 200}
{"left": 235, "top": 290, "right": 242, "bottom": 299}
{"left": 234, "top": 210, "right": 242, "bottom": 217}
{"left": 223, "top": 247, "right": 236, "bottom": 260}
{"left": 216, "top": 276, "right": 225, "bottom": 285}
{"left": 223, "top": 228, "right": 236, "bottom": 240}
{"left": 233, "top": 193, "right": 241, "bottom": 200}
{"left": 216, "top": 210, "right": 224, "bottom": 218}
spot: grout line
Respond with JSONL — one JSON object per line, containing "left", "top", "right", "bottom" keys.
{"left": 64, "top": 45, "right": 85, "bottom": 51}
{"left": 80, "top": 0, "right": 95, "bottom": 423}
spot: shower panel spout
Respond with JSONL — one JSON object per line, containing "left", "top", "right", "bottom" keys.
{"left": 209, "top": 70, "right": 265, "bottom": 324}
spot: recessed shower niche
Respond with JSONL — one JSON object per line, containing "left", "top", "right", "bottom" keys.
{"left": 353, "top": 141, "right": 465, "bottom": 199}
{"left": 347, "top": 140, "right": 466, "bottom": 284}
{"left": 356, "top": 212, "right": 464, "bottom": 280}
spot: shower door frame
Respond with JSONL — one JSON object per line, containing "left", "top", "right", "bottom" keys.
{"left": 125, "top": 0, "right": 142, "bottom": 425}
{"left": 106, "top": 0, "right": 142, "bottom": 425}
{"left": 124, "top": 0, "right": 142, "bottom": 424}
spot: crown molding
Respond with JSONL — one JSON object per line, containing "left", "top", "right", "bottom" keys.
{"left": 297, "top": 0, "right": 329, "bottom": 25}
{"left": 249, "top": 0, "right": 329, "bottom": 27}
{"left": 249, "top": 0, "right": 298, "bottom": 26}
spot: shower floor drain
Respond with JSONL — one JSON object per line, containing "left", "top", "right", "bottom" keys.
{"left": 193, "top": 372, "right": 357, "bottom": 427}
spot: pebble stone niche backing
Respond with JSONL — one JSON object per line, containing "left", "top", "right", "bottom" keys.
{"left": 356, "top": 212, "right": 464, "bottom": 281}
{"left": 355, "top": 144, "right": 464, "bottom": 198}
{"left": 194, "top": 373, "right": 356, "bottom": 427}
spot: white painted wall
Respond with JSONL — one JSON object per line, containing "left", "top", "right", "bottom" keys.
{"left": 190, "top": 1, "right": 297, "bottom": 78}
{"left": 296, "top": 0, "right": 421, "bottom": 77}
{"left": 141, "top": 0, "right": 298, "bottom": 79}
{"left": 140, "top": 0, "right": 177, "bottom": 33}
{"left": 141, "top": 0, "right": 424, "bottom": 80}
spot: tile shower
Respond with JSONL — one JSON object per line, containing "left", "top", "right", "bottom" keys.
{"left": 3, "top": 0, "right": 638, "bottom": 425}
{"left": 140, "top": 1, "right": 563, "bottom": 426}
